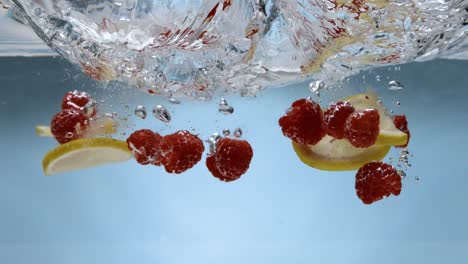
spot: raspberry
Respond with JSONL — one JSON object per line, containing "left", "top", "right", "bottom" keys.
{"left": 345, "top": 109, "right": 380, "bottom": 148}
{"left": 159, "top": 131, "right": 205, "bottom": 174}
{"left": 50, "top": 109, "right": 89, "bottom": 144}
{"left": 393, "top": 115, "right": 410, "bottom": 148}
{"left": 323, "top": 101, "right": 355, "bottom": 139}
{"left": 126, "top": 129, "right": 163, "bottom": 165}
{"left": 206, "top": 154, "right": 229, "bottom": 181}
{"left": 355, "top": 161, "right": 402, "bottom": 205}
{"left": 61, "top": 90, "right": 96, "bottom": 117}
{"left": 206, "top": 138, "right": 253, "bottom": 182}
{"left": 279, "top": 98, "right": 326, "bottom": 145}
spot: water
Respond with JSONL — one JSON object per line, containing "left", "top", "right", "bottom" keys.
{"left": 1, "top": 57, "right": 468, "bottom": 263}
{"left": 4, "top": 0, "right": 468, "bottom": 98}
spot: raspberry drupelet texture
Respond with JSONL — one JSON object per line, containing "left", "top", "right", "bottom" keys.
{"left": 159, "top": 131, "right": 205, "bottom": 174}
{"left": 278, "top": 98, "right": 326, "bottom": 145}
{"left": 206, "top": 138, "right": 253, "bottom": 182}
{"left": 126, "top": 129, "right": 163, "bottom": 165}
{"left": 355, "top": 161, "right": 402, "bottom": 205}
{"left": 393, "top": 115, "right": 410, "bottom": 148}
{"left": 323, "top": 101, "right": 355, "bottom": 139}
{"left": 345, "top": 109, "right": 380, "bottom": 148}
{"left": 50, "top": 109, "right": 89, "bottom": 144}
{"left": 62, "top": 90, "right": 96, "bottom": 117}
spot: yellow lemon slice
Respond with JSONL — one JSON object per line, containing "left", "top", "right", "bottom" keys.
{"left": 292, "top": 93, "right": 406, "bottom": 171}
{"left": 43, "top": 138, "right": 132, "bottom": 176}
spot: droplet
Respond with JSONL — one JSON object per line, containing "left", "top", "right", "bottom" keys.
{"left": 388, "top": 80, "right": 404, "bottom": 90}
{"left": 169, "top": 98, "right": 181, "bottom": 104}
{"left": 223, "top": 128, "right": 231, "bottom": 136}
{"left": 153, "top": 105, "right": 171, "bottom": 123}
{"left": 233, "top": 128, "right": 243, "bottom": 138}
{"left": 376, "top": 75, "right": 382, "bottom": 82}
{"left": 309, "top": 80, "right": 325, "bottom": 93}
{"left": 134, "top": 105, "right": 147, "bottom": 119}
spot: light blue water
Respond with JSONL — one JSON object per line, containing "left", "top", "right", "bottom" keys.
{"left": 0, "top": 57, "right": 467, "bottom": 263}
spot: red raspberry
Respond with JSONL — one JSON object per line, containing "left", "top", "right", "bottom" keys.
{"left": 50, "top": 109, "right": 89, "bottom": 144}
{"left": 126, "top": 129, "right": 163, "bottom": 166}
{"left": 323, "top": 101, "right": 355, "bottom": 139}
{"left": 61, "top": 90, "right": 96, "bottom": 117}
{"left": 207, "top": 138, "right": 253, "bottom": 182}
{"left": 393, "top": 115, "right": 410, "bottom": 148}
{"left": 206, "top": 154, "right": 228, "bottom": 181}
{"left": 345, "top": 109, "right": 380, "bottom": 148}
{"left": 159, "top": 131, "right": 205, "bottom": 174}
{"left": 355, "top": 161, "right": 402, "bottom": 205}
{"left": 279, "top": 98, "right": 326, "bottom": 145}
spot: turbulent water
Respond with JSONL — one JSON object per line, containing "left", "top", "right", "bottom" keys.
{"left": 6, "top": 0, "right": 468, "bottom": 98}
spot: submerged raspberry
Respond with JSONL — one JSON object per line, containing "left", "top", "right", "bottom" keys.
{"left": 279, "top": 98, "right": 326, "bottom": 145}
{"left": 159, "top": 131, "right": 204, "bottom": 174}
{"left": 50, "top": 109, "right": 89, "bottom": 144}
{"left": 126, "top": 129, "right": 163, "bottom": 165}
{"left": 62, "top": 90, "right": 96, "bottom": 117}
{"left": 207, "top": 138, "right": 253, "bottom": 182}
{"left": 355, "top": 161, "right": 402, "bottom": 205}
{"left": 345, "top": 109, "right": 380, "bottom": 148}
{"left": 393, "top": 115, "right": 410, "bottom": 148}
{"left": 323, "top": 101, "right": 355, "bottom": 139}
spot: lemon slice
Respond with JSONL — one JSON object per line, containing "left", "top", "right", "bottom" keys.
{"left": 43, "top": 138, "right": 132, "bottom": 176}
{"left": 293, "top": 137, "right": 391, "bottom": 171}
{"left": 345, "top": 93, "right": 407, "bottom": 146}
{"left": 292, "top": 93, "right": 406, "bottom": 171}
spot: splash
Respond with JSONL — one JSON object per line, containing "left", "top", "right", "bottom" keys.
{"left": 7, "top": 0, "right": 468, "bottom": 98}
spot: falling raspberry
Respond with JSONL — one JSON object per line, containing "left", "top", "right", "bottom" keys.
{"left": 355, "top": 161, "right": 402, "bottom": 205}
{"left": 159, "top": 131, "right": 205, "bottom": 174}
{"left": 323, "top": 101, "right": 355, "bottom": 139}
{"left": 126, "top": 129, "right": 163, "bottom": 165}
{"left": 393, "top": 115, "right": 410, "bottom": 148}
{"left": 207, "top": 138, "right": 253, "bottom": 182}
{"left": 50, "top": 109, "right": 89, "bottom": 144}
{"left": 62, "top": 90, "right": 96, "bottom": 117}
{"left": 278, "top": 98, "right": 326, "bottom": 145}
{"left": 345, "top": 109, "right": 380, "bottom": 148}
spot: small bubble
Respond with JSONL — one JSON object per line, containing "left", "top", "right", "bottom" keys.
{"left": 394, "top": 101, "right": 401, "bottom": 106}
{"left": 398, "top": 170, "right": 406, "bottom": 178}
{"left": 65, "top": 132, "right": 74, "bottom": 138}
{"left": 309, "top": 80, "right": 325, "bottom": 93}
{"left": 219, "top": 98, "right": 228, "bottom": 108}
{"left": 223, "top": 128, "right": 231, "bottom": 136}
{"left": 153, "top": 105, "right": 171, "bottom": 123}
{"left": 415, "top": 176, "right": 420, "bottom": 181}
{"left": 206, "top": 133, "right": 222, "bottom": 154}
{"left": 169, "top": 98, "right": 181, "bottom": 104}
{"left": 218, "top": 98, "right": 234, "bottom": 114}
{"left": 376, "top": 75, "right": 382, "bottom": 82}
{"left": 112, "top": 112, "right": 118, "bottom": 118}
{"left": 82, "top": 100, "right": 97, "bottom": 117}
{"left": 134, "top": 105, "right": 147, "bottom": 119}
{"left": 388, "top": 80, "right": 404, "bottom": 90}
{"left": 233, "top": 128, "right": 243, "bottom": 138}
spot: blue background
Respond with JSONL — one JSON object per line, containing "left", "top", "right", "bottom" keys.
{"left": 0, "top": 57, "right": 467, "bottom": 263}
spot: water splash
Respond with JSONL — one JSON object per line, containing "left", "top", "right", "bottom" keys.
{"left": 7, "top": 0, "right": 468, "bottom": 98}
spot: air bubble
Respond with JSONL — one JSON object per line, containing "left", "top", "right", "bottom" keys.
{"left": 82, "top": 99, "right": 97, "bottom": 117}
{"left": 206, "top": 133, "right": 222, "bottom": 154}
{"left": 309, "top": 80, "right": 325, "bottom": 93}
{"left": 65, "top": 132, "right": 74, "bottom": 138}
{"left": 134, "top": 105, "right": 147, "bottom": 119}
{"left": 388, "top": 80, "right": 404, "bottom": 90}
{"left": 153, "top": 105, "right": 171, "bottom": 123}
{"left": 218, "top": 98, "right": 234, "bottom": 114}
{"left": 169, "top": 98, "right": 181, "bottom": 104}
{"left": 376, "top": 75, "right": 382, "bottom": 82}
{"left": 223, "top": 128, "right": 230, "bottom": 136}
{"left": 233, "top": 128, "right": 243, "bottom": 138}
